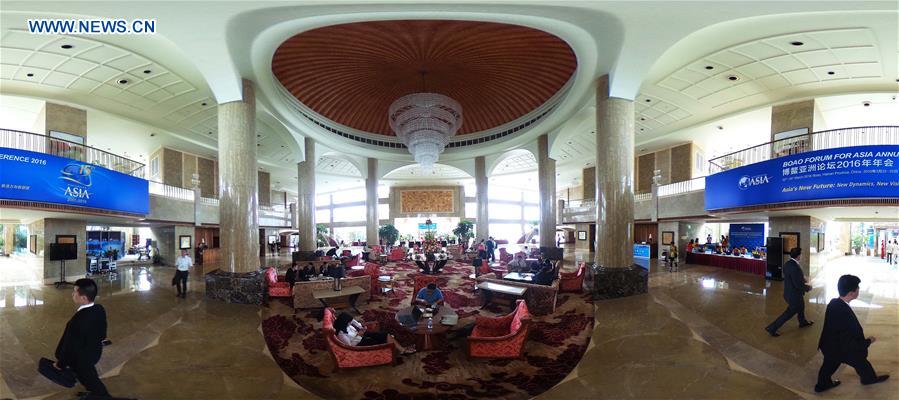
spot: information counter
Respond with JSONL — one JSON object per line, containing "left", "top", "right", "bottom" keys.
{"left": 685, "top": 252, "right": 766, "bottom": 276}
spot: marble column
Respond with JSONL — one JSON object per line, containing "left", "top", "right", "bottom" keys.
{"left": 297, "top": 137, "right": 316, "bottom": 251}
{"left": 207, "top": 79, "right": 264, "bottom": 304}
{"left": 365, "top": 157, "right": 378, "bottom": 245}
{"left": 475, "top": 156, "right": 489, "bottom": 240}
{"left": 538, "top": 134, "right": 557, "bottom": 248}
{"left": 218, "top": 79, "right": 259, "bottom": 273}
{"left": 592, "top": 75, "right": 647, "bottom": 299}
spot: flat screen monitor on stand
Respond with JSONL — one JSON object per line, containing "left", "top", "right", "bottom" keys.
{"left": 48, "top": 242, "right": 78, "bottom": 288}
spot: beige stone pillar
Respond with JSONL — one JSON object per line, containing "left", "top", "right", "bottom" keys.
{"left": 365, "top": 158, "right": 379, "bottom": 245}
{"left": 217, "top": 79, "right": 259, "bottom": 273}
{"left": 475, "top": 156, "right": 489, "bottom": 240}
{"left": 297, "top": 137, "right": 316, "bottom": 251}
{"left": 593, "top": 75, "right": 647, "bottom": 298}
{"left": 538, "top": 134, "right": 557, "bottom": 248}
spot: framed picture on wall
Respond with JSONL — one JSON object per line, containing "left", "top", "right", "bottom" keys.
{"left": 662, "top": 231, "right": 675, "bottom": 245}
{"left": 179, "top": 235, "right": 192, "bottom": 250}
{"left": 779, "top": 232, "right": 800, "bottom": 254}
{"left": 56, "top": 235, "right": 77, "bottom": 245}
{"left": 577, "top": 231, "right": 587, "bottom": 241}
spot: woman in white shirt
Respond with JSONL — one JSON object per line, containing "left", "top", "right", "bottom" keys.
{"left": 332, "top": 312, "right": 415, "bottom": 354}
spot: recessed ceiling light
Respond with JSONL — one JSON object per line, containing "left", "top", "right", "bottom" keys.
{"left": 117, "top": 79, "right": 129, "bottom": 85}
{"left": 640, "top": 128, "right": 645, "bottom": 131}
{"left": 717, "top": 125, "right": 724, "bottom": 130}
{"left": 862, "top": 101, "right": 871, "bottom": 107}
{"left": 143, "top": 69, "right": 152, "bottom": 74}
{"left": 790, "top": 41, "right": 804, "bottom": 46}
{"left": 201, "top": 102, "right": 207, "bottom": 106}
{"left": 26, "top": 73, "right": 34, "bottom": 77}
{"left": 704, "top": 65, "right": 714, "bottom": 70}
{"left": 727, "top": 75, "right": 739, "bottom": 81}
{"left": 60, "top": 44, "right": 73, "bottom": 49}
{"left": 639, "top": 117, "right": 646, "bottom": 121}
{"left": 150, "top": 133, "right": 156, "bottom": 137}
{"left": 644, "top": 99, "right": 652, "bottom": 103}
{"left": 827, "top": 71, "right": 835, "bottom": 75}
{"left": 207, "top": 131, "right": 212, "bottom": 134}
{"left": 257, "top": 144, "right": 261, "bottom": 146}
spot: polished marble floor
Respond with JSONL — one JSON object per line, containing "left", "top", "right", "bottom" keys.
{"left": 0, "top": 250, "right": 895, "bottom": 399}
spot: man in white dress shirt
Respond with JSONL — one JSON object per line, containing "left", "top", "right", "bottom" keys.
{"left": 174, "top": 250, "right": 192, "bottom": 298}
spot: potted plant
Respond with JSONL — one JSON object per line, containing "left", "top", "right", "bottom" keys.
{"left": 316, "top": 223, "right": 329, "bottom": 247}
{"left": 850, "top": 235, "right": 863, "bottom": 255}
{"left": 378, "top": 224, "right": 399, "bottom": 246}
{"left": 453, "top": 221, "right": 474, "bottom": 249}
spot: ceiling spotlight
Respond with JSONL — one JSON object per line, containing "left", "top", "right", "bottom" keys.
{"left": 150, "top": 133, "right": 156, "bottom": 137}
{"left": 827, "top": 71, "right": 835, "bottom": 75}
{"left": 207, "top": 131, "right": 212, "bottom": 135}
{"left": 705, "top": 65, "right": 714, "bottom": 70}
{"left": 862, "top": 101, "right": 871, "bottom": 107}
{"left": 26, "top": 73, "right": 34, "bottom": 77}
{"left": 790, "top": 41, "right": 804, "bottom": 46}
{"left": 640, "top": 128, "right": 645, "bottom": 131}
{"left": 60, "top": 44, "right": 73, "bottom": 49}
{"left": 644, "top": 99, "right": 652, "bottom": 103}
{"left": 201, "top": 102, "right": 207, "bottom": 106}
{"left": 717, "top": 125, "right": 724, "bottom": 130}
{"left": 639, "top": 117, "right": 646, "bottom": 121}
{"left": 143, "top": 69, "right": 152, "bottom": 74}
{"left": 727, "top": 75, "right": 739, "bottom": 81}
{"left": 117, "top": 79, "right": 129, "bottom": 85}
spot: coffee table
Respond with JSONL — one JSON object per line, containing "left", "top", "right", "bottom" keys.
{"left": 503, "top": 272, "right": 534, "bottom": 283}
{"left": 394, "top": 305, "right": 458, "bottom": 351}
{"left": 477, "top": 281, "right": 527, "bottom": 308}
{"left": 312, "top": 286, "right": 365, "bottom": 314}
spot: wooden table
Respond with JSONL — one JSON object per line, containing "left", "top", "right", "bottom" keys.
{"left": 503, "top": 272, "right": 534, "bottom": 283}
{"left": 394, "top": 305, "right": 458, "bottom": 351}
{"left": 477, "top": 281, "right": 527, "bottom": 308}
{"left": 312, "top": 285, "right": 365, "bottom": 314}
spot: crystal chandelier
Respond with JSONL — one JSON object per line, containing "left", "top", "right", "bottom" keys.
{"left": 388, "top": 80, "right": 462, "bottom": 170}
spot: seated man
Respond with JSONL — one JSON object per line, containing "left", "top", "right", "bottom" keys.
{"left": 326, "top": 261, "right": 346, "bottom": 279}
{"left": 433, "top": 251, "right": 448, "bottom": 274}
{"left": 507, "top": 254, "right": 528, "bottom": 273}
{"left": 415, "top": 283, "right": 445, "bottom": 307}
{"left": 325, "top": 247, "right": 338, "bottom": 258}
{"left": 533, "top": 263, "right": 555, "bottom": 286}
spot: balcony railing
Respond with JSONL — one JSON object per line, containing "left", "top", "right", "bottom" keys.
{"left": 148, "top": 181, "right": 194, "bottom": 201}
{"left": 635, "top": 193, "right": 652, "bottom": 202}
{"left": 658, "top": 177, "right": 706, "bottom": 197}
{"left": 0, "top": 128, "right": 145, "bottom": 177}
{"left": 709, "top": 126, "right": 899, "bottom": 174}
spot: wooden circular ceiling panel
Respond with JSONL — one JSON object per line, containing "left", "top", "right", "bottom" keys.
{"left": 272, "top": 20, "right": 577, "bottom": 136}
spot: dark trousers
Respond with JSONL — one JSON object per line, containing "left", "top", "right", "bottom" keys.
{"left": 766, "top": 297, "right": 807, "bottom": 332}
{"left": 72, "top": 363, "right": 109, "bottom": 397}
{"left": 357, "top": 332, "right": 388, "bottom": 346}
{"left": 486, "top": 248, "right": 495, "bottom": 262}
{"left": 817, "top": 354, "right": 877, "bottom": 386}
{"left": 174, "top": 270, "right": 188, "bottom": 294}
{"left": 888, "top": 253, "right": 893, "bottom": 264}
{"left": 415, "top": 261, "right": 430, "bottom": 274}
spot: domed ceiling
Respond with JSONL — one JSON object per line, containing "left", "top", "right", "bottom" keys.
{"left": 272, "top": 20, "right": 577, "bottom": 136}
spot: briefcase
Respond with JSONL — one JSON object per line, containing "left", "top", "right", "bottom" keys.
{"left": 38, "top": 357, "right": 76, "bottom": 388}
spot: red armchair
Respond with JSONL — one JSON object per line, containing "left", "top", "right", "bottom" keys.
{"left": 498, "top": 248, "right": 513, "bottom": 263}
{"left": 346, "top": 253, "right": 362, "bottom": 268}
{"left": 559, "top": 262, "right": 586, "bottom": 293}
{"left": 363, "top": 262, "right": 381, "bottom": 294}
{"left": 411, "top": 275, "right": 439, "bottom": 303}
{"left": 265, "top": 267, "right": 291, "bottom": 298}
{"left": 387, "top": 247, "right": 406, "bottom": 262}
{"left": 467, "top": 300, "right": 531, "bottom": 359}
{"left": 322, "top": 308, "right": 395, "bottom": 369}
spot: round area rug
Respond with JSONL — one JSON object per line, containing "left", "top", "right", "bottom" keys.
{"left": 261, "top": 260, "right": 594, "bottom": 400}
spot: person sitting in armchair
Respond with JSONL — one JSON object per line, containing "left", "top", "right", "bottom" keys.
{"left": 333, "top": 312, "right": 415, "bottom": 355}
{"left": 533, "top": 263, "right": 555, "bottom": 286}
{"left": 415, "top": 283, "right": 445, "bottom": 307}
{"left": 507, "top": 253, "right": 528, "bottom": 273}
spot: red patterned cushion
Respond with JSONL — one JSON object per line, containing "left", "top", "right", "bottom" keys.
{"left": 323, "top": 308, "right": 335, "bottom": 331}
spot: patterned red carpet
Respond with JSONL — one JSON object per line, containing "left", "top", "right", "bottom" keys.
{"left": 261, "top": 260, "right": 594, "bottom": 400}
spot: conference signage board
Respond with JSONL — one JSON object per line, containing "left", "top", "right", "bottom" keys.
{"left": 633, "top": 244, "right": 651, "bottom": 259}
{"left": 728, "top": 223, "right": 765, "bottom": 249}
{"left": 0, "top": 147, "right": 149, "bottom": 214}
{"left": 706, "top": 145, "right": 899, "bottom": 210}
{"left": 418, "top": 223, "right": 437, "bottom": 230}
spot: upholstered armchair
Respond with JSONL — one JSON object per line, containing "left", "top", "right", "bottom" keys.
{"left": 322, "top": 308, "right": 395, "bottom": 369}
{"left": 265, "top": 267, "right": 292, "bottom": 298}
{"left": 498, "top": 248, "right": 513, "bottom": 263}
{"left": 559, "top": 262, "right": 586, "bottom": 293}
{"left": 387, "top": 247, "right": 406, "bottom": 262}
{"left": 345, "top": 253, "right": 362, "bottom": 268}
{"left": 411, "top": 274, "right": 439, "bottom": 304}
{"left": 467, "top": 300, "right": 531, "bottom": 359}
{"left": 363, "top": 262, "right": 381, "bottom": 294}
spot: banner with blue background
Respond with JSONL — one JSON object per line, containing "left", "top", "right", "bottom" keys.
{"left": 706, "top": 145, "right": 899, "bottom": 210}
{"left": 0, "top": 147, "right": 149, "bottom": 214}
{"left": 728, "top": 223, "right": 765, "bottom": 249}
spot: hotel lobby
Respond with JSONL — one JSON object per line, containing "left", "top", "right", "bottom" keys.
{"left": 1, "top": 1, "right": 898, "bottom": 399}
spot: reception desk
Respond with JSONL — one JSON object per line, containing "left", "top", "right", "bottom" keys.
{"left": 686, "top": 252, "right": 766, "bottom": 276}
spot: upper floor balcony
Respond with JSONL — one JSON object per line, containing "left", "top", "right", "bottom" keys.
{"left": 561, "top": 125, "right": 899, "bottom": 223}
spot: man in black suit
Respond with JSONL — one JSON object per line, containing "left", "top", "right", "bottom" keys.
{"left": 765, "top": 247, "right": 813, "bottom": 336}
{"left": 485, "top": 237, "right": 496, "bottom": 263}
{"left": 55, "top": 278, "right": 110, "bottom": 398}
{"left": 815, "top": 274, "right": 890, "bottom": 392}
